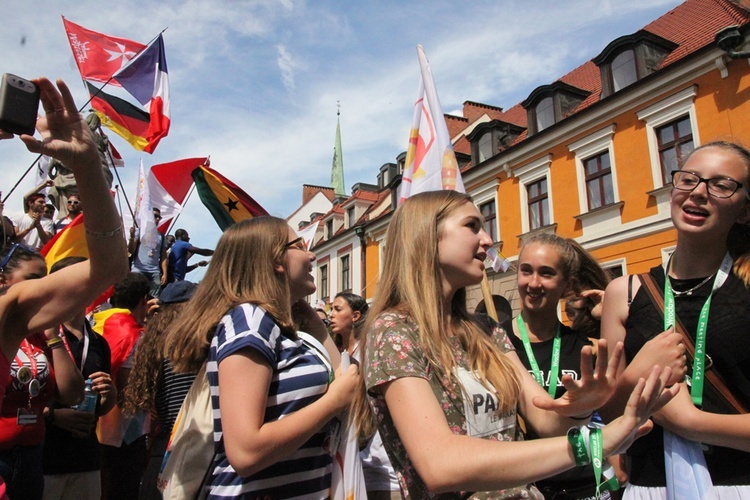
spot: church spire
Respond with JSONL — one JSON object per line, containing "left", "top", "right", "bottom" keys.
{"left": 331, "top": 102, "right": 346, "bottom": 197}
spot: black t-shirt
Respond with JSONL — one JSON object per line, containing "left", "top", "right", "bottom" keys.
{"left": 43, "top": 321, "right": 112, "bottom": 474}
{"left": 625, "top": 266, "right": 750, "bottom": 486}
{"left": 507, "top": 319, "right": 600, "bottom": 496}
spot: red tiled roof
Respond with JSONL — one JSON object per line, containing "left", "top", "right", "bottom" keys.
{"left": 646, "top": 0, "right": 750, "bottom": 67}
{"left": 454, "top": 135, "right": 471, "bottom": 155}
{"left": 350, "top": 189, "right": 380, "bottom": 203}
{"left": 445, "top": 114, "right": 469, "bottom": 138}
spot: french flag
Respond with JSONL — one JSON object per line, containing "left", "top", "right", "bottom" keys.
{"left": 114, "top": 35, "right": 170, "bottom": 153}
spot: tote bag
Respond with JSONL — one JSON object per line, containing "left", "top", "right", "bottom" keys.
{"left": 157, "top": 362, "right": 214, "bottom": 500}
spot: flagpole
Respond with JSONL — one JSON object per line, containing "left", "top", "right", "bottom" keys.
{"left": 1, "top": 155, "right": 44, "bottom": 203}
{"left": 98, "top": 125, "right": 137, "bottom": 223}
{"left": 166, "top": 183, "right": 195, "bottom": 235}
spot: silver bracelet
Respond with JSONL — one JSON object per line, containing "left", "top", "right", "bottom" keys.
{"left": 85, "top": 225, "right": 123, "bottom": 238}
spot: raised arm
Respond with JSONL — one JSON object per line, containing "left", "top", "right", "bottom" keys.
{"left": 1, "top": 78, "right": 128, "bottom": 352}
{"left": 380, "top": 365, "right": 675, "bottom": 494}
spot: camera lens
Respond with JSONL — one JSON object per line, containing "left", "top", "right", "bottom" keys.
{"left": 18, "top": 81, "right": 24, "bottom": 87}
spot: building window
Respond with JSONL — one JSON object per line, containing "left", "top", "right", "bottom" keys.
{"left": 347, "top": 206, "right": 356, "bottom": 227}
{"left": 478, "top": 133, "right": 493, "bottom": 163}
{"left": 535, "top": 97, "right": 555, "bottom": 132}
{"left": 480, "top": 200, "right": 497, "bottom": 242}
{"left": 584, "top": 151, "right": 615, "bottom": 210}
{"left": 319, "top": 264, "right": 328, "bottom": 300}
{"left": 527, "top": 179, "right": 549, "bottom": 230}
{"left": 636, "top": 86, "right": 699, "bottom": 202}
{"left": 656, "top": 116, "right": 694, "bottom": 185}
{"left": 594, "top": 32, "right": 677, "bottom": 98}
{"left": 611, "top": 50, "right": 637, "bottom": 92}
{"left": 326, "top": 219, "right": 334, "bottom": 238}
{"left": 340, "top": 255, "right": 350, "bottom": 291}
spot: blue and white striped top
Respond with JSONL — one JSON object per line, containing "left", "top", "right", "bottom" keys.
{"left": 206, "top": 303, "right": 334, "bottom": 499}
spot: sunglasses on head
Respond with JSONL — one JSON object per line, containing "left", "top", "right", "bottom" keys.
{"left": 0, "top": 243, "right": 37, "bottom": 271}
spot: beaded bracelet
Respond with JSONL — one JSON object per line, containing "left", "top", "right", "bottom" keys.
{"left": 86, "top": 226, "right": 123, "bottom": 238}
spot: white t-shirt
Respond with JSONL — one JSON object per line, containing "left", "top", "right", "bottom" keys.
{"left": 11, "top": 212, "right": 54, "bottom": 251}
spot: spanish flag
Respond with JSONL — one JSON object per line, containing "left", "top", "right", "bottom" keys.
{"left": 41, "top": 213, "right": 87, "bottom": 271}
{"left": 191, "top": 164, "right": 268, "bottom": 231}
{"left": 41, "top": 213, "right": 115, "bottom": 314}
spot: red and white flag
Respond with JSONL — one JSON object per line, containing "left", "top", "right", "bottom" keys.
{"left": 62, "top": 17, "right": 146, "bottom": 85}
{"left": 399, "top": 45, "right": 464, "bottom": 203}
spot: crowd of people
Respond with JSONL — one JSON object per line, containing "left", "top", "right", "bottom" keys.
{"left": 0, "top": 76, "right": 749, "bottom": 500}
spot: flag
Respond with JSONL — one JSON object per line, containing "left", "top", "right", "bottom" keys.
{"left": 106, "top": 141, "right": 125, "bottom": 169}
{"left": 486, "top": 247, "right": 511, "bottom": 273}
{"left": 114, "top": 35, "right": 170, "bottom": 153}
{"left": 400, "top": 45, "right": 464, "bottom": 203}
{"left": 295, "top": 221, "right": 320, "bottom": 250}
{"left": 134, "top": 160, "right": 160, "bottom": 249}
{"left": 149, "top": 157, "right": 209, "bottom": 231}
{"left": 191, "top": 164, "right": 268, "bottom": 231}
{"left": 41, "top": 213, "right": 87, "bottom": 271}
{"left": 87, "top": 82, "right": 152, "bottom": 152}
{"left": 62, "top": 17, "right": 146, "bottom": 85}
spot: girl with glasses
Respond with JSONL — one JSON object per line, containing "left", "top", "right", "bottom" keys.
{"left": 354, "top": 190, "right": 676, "bottom": 499}
{"left": 165, "top": 217, "right": 359, "bottom": 499}
{"left": 600, "top": 141, "right": 750, "bottom": 498}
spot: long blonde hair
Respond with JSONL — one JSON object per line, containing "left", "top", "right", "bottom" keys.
{"left": 354, "top": 191, "right": 520, "bottom": 435}
{"left": 165, "top": 217, "right": 295, "bottom": 373}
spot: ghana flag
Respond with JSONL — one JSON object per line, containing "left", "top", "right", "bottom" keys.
{"left": 191, "top": 164, "right": 268, "bottom": 231}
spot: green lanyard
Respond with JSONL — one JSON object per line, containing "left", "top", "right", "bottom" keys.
{"left": 516, "top": 315, "right": 561, "bottom": 397}
{"left": 663, "top": 253, "right": 732, "bottom": 407}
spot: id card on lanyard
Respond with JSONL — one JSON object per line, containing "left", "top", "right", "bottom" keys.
{"left": 663, "top": 253, "right": 732, "bottom": 407}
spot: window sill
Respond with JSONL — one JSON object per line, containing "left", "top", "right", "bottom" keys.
{"left": 646, "top": 184, "right": 672, "bottom": 215}
{"left": 517, "top": 224, "right": 558, "bottom": 246}
{"left": 573, "top": 202, "right": 623, "bottom": 238}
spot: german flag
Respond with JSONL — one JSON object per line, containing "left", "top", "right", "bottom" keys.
{"left": 191, "top": 164, "right": 268, "bottom": 231}
{"left": 87, "top": 82, "right": 151, "bottom": 152}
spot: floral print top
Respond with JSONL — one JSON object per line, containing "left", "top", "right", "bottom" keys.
{"left": 364, "top": 311, "right": 543, "bottom": 499}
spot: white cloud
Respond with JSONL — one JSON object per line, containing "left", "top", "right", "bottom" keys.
{"left": 276, "top": 44, "right": 296, "bottom": 95}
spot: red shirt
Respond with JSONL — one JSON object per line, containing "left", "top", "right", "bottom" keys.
{"left": 0, "top": 333, "right": 56, "bottom": 448}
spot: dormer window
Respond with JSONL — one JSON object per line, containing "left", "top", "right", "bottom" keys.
{"left": 347, "top": 206, "right": 356, "bottom": 227}
{"left": 612, "top": 50, "right": 637, "bottom": 92}
{"left": 478, "top": 133, "right": 492, "bottom": 163}
{"left": 522, "top": 83, "right": 590, "bottom": 136}
{"left": 594, "top": 31, "right": 677, "bottom": 98}
{"left": 467, "top": 120, "right": 525, "bottom": 165}
{"left": 326, "top": 219, "right": 334, "bottom": 238}
{"left": 535, "top": 97, "right": 555, "bottom": 132}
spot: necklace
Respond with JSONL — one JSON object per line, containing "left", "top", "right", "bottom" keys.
{"left": 669, "top": 274, "right": 715, "bottom": 297}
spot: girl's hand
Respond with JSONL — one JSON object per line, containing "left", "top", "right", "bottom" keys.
{"left": 651, "top": 382, "right": 699, "bottom": 436}
{"left": 601, "top": 366, "right": 679, "bottom": 457}
{"left": 52, "top": 407, "right": 96, "bottom": 438}
{"left": 88, "top": 371, "right": 114, "bottom": 399}
{"left": 18, "top": 78, "right": 99, "bottom": 171}
{"left": 624, "top": 328, "right": 686, "bottom": 387}
{"left": 533, "top": 340, "right": 622, "bottom": 417}
{"left": 325, "top": 364, "right": 360, "bottom": 414}
{"left": 579, "top": 289, "right": 605, "bottom": 320}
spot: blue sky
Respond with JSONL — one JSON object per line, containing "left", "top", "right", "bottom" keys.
{"left": 1, "top": 0, "right": 682, "bottom": 277}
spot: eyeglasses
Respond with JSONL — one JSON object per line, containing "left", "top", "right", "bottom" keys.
{"left": 284, "top": 237, "right": 307, "bottom": 252}
{"left": 67, "top": 200, "right": 80, "bottom": 205}
{"left": 671, "top": 170, "right": 746, "bottom": 199}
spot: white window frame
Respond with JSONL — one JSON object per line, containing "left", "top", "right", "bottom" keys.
{"left": 472, "top": 179, "right": 500, "bottom": 242}
{"left": 636, "top": 86, "right": 700, "bottom": 191}
{"left": 602, "top": 258, "right": 627, "bottom": 278}
{"left": 516, "top": 154, "right": 553, "bottom": 234}
{"left": 568, "top": 125, "right": 619, "bottom": 214}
